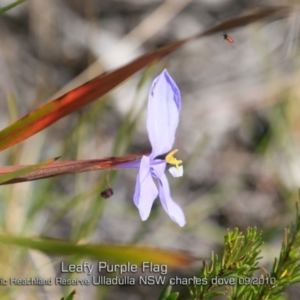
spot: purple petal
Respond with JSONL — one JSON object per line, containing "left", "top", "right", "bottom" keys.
{"left": 147, "top": 69, "right": 181, "bottom": 159}
{"left": 114, "top": 161, "right": 141, "bottom": 169}
{"left": 156, "top": 171, "right": 186, "bottom": 227}
{"left": 133, "top": 156, "right": 158, "bottom": 221}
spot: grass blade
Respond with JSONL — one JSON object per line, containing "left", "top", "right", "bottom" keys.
{"left": 0, "top": 153, "right": 144, "bottom": 184}
{"left": 0, "top": 234, "right": 194, "bottom": 268}
{"left": 0, "top": 157, "right": 59, "bottom": 184}
{"left": 0, "top": 0, "right": 26, "bottom": 14}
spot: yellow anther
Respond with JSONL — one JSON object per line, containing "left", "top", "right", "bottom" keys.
{"left": 165, "top": 149, "right": 183, "bottom": 170}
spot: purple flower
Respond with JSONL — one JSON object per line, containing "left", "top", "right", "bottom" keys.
{"left": 120, "top": 70, "right": 186, "bottom": 227}
{"left": 118, "top": 70, "right": 186, "bottom": 227}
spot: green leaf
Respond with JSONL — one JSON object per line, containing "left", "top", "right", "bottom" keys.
{"left": 0, "top": 234, "right": 193, "bottom": 268}
{"left": 166, "top": 292, "right": 179, "bottom": 300}
{"left": 158, "top": 284, "right": 172, "bottom": 300}
{"left": 0, "top": 157, "right": 59, "bottom": 184}
{"left": 0, "top": 0, "right": 25, "bottom": 14}
{"left": 60, "top": 290, "right": 76, "bottom": 300}
{"left": 203, "top": 291, "right": 227, "bottom": 299}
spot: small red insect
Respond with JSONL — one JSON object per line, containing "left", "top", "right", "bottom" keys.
{"left": 223, "top": 33, "right": 235, "bottom": 48}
